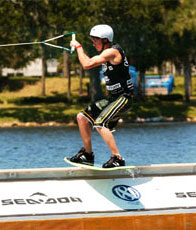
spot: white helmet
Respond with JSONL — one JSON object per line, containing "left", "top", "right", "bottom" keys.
{"left": 90, "top": 24, "right": 114, "bottom": 42}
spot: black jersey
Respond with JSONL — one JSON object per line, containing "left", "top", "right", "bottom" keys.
{"left": 102, "top": 44, "right": 134, "bottom": 96}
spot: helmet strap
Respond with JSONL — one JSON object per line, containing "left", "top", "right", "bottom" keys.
{"left": 100, "top": 38, "right": 112, "bottom": 52}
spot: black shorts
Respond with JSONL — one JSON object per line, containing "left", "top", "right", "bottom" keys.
{"left": 80, "top": 94, "right": 133, "bottom": 130}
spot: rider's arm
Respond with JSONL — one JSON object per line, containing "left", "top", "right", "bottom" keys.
{"left": 76, "top": 47, "right": 117, "bottom": 70}
{"left": 70, "top": 40, "right": 121, "bottom": 70}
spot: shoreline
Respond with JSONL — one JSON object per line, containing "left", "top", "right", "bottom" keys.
{"left": 0, "top": 121, "right": 77, "bottom": 128}
{"left": 0, "top": 116, "right": 196, "bottom": 128}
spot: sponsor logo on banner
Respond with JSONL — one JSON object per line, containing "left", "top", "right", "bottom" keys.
{"left": 1, "top": 192, "right": 82, "bottom": 206}
{"left": 112, "top": 185, "right": 141, "bottom": 201}
{"left": 175, "top": 192, "right": 196, "bottom": 198}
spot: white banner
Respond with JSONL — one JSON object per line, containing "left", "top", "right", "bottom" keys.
{"left": 1, "top": 175, "right": 196, "bottom": 216}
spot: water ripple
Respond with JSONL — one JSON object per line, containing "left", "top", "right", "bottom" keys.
{"left": 0, "top": 123, "right": 195, "bottom": 169}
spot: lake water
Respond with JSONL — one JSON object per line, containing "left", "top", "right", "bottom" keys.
{"left": 0, "top": 122, "right": 196, "bottom": 169}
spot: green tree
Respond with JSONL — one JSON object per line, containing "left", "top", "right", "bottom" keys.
{"left": 49, "top": 0, "right": 104, "bottom": 101}
{"left": 0, "top": 1, "right": 37, "bottom": 73}
{"left": 18, "top": 0, "right": 53, "bottom": 96}
{"left": 48, "top": 0, "right": 79, "bottom": 99}
{"left": 103, "top": 0, "right": 179, "bottom": 94}
{"left": 165, "top": 0, "right": 196, "bottom": 102}
{"left": 0, "top": 0, "right": 57, "bottom": 95}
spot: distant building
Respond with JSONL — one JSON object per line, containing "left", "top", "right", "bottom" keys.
{"left": 2, "top": 58, "right": 58, "bottom": 77}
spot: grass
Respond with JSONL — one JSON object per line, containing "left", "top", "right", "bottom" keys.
{"left": 126, "top": 75, "right": 196, "bottom": 121}
{"left": 0, "top": 75, "right": 196, "bottom": 126}
{"left": 0, "top": 76, "right": 89, "bottom": 125}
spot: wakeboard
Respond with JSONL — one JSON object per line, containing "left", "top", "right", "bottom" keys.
{"left": 64, "top": 157, "right": 135, "bottom": 171}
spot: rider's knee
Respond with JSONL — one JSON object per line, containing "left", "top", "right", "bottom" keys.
{"left": 77, "top": 113, "right": 87, "bottom": 124}
{"left": 95, "top": 126, "right": 104, "bottom": 133}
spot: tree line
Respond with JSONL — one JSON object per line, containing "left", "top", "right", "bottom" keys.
{"left": 0, "top": 0, "right": 196, "bottom": 102}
